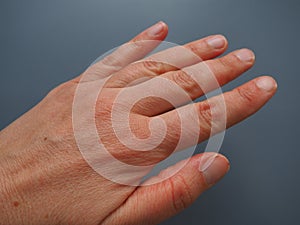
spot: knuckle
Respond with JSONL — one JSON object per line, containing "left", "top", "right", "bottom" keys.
{"left": 236, "top": 86, "right": 255, "bottom": 104}
{"left": 160, "top": 114, "right": 181, "bottom": 146}
{"left": 168, "top": 174, "right": 193, "bottom": 212}
{"left": 141, "top": 60, "right": 167, "bottom": 75}
{"left": 172, "top": 71, "right": 199, "bottom": 97}
{"left": 188, "top": 43, "right": 199, "bottom": 55}
{"left": 101, "top": 54, "right": 122, "bottom": 71}
{"left": 187, "top": 44, "right": 204, "bottom": 62}
{"left": 129, "top": 39, "right": 144, "bottom": 49}
{"left": 124, "top": 40, "right": 147, "bottom": 56}
{"left": 198, "top": 102, "right": 213, "bottom": 137}
{"left": 101, "top": 54, "right": 114, "bottom": 66}
{"left": 173, "top": 70, "right": 188, "bottom": 84}
{"left": 217, "top": 57, "right": 236, "bottom": 75}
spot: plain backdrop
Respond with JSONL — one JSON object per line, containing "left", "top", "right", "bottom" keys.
{"left": 0, "top": 0, "right": 299, "bottom": 224}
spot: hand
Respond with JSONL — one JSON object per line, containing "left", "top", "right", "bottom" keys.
{"left": 0, "top": 21, "right": 277, "bottom": 225}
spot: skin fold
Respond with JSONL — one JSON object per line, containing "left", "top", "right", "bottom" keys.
{"left": 0, "top": 21, "right": 277, "bottom": 225}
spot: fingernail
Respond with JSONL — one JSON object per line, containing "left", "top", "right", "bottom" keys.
{"left": 235, "top": 49, "right": 255, "bottom": 62}
{"left": 207, "top": 35, "right": 226, "bottom": 49}
{"left": 147, "top": 21, "right": 165, "bottom": 36}
{"left": 199, "top": 153, "right": 230, "bottom": 186}
{"left": 255, "top": 76, "right": 277, "bottom": 92}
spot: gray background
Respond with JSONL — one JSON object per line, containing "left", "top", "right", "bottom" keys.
{"left": 0, "top": 0, "right": 299, "bottom": 224}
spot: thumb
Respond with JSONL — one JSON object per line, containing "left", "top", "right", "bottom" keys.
{"left": 102, "top": 153, "right": 230, "bottom": 225}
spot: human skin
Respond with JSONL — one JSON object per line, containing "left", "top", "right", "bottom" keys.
{"left": 0, "top": 21, "right": 277, "bottom": 225}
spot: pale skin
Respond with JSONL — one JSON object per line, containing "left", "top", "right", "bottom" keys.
{"left": 0, "top": 22, "right": 277, "bottom": 225}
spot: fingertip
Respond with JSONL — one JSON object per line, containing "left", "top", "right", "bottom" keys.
{"left": 198, "top": 153, "right": 230, "bottom": 186}
{"left": 234, "top": 48, "right": 256, "bottom": 64}
{"left": 146, "top": 21, "right": 168, "bottom": 38}
{"left": 130, "top": 21, "right": 168, "bottom": 43}
{"left": 159, "top": 21, "right": 169, "bottom": 38}
{"left": 158, "top": 20, "right": 168, "bottom": 30}
{"left": 255, "top": 76, "right": 278, "bottom": 93}
{"left": 206, "top": 34, "right": 228, "bottom": 50}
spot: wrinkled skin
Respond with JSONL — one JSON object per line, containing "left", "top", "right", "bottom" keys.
{"left": 0, "top": 22, "right": 277, "bottom": 225}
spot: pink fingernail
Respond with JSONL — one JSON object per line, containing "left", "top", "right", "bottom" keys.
{"left": 147, "top": 21, "right": 165, "bottom": 36}
{"left": 199, "top": 153, "right": 230, "bottom": 186}
{"left": 207, "top": 35, "right": 226, "bottom": 49}
{"left": 255, "top": 76, "right": 278, "bottom": 92}
{"left": 235, "top": 49, "right": 255, "bottom": 62}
